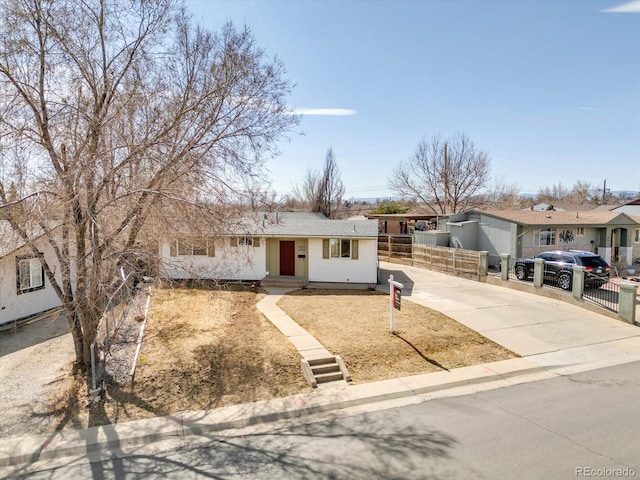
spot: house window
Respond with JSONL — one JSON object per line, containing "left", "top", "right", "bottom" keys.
{"left": 330, "top": 239, "right": 351, "bottom": 258}
{"left": 323, "top": 239, "right": 359, "bottom": 260}
{"left": 634, "top": 228, "right": 640, "bottom": 243}
{"left": 576, "top": 227, "right": 585, "bottom": 237}
{"left": 536, "top": 228, "right": 556, "bottom": 246}
{"left": 172, "top": 238, "right": 215, "bottom": 257}
{"left": 236, "top": 237, "right": 260, "bottom": 247}
{"left": 16, "top": 255, "right": 44, "bottom": 294}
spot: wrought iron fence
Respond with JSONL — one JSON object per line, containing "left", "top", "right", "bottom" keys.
{"left": 507, "top": 257, "right": 530, "bottom": 283}
{"left": 487, "top": 254, "right": 502, "bottom": 276}
{"left": 583, "top": 281, "right": 620, "bottom": 313}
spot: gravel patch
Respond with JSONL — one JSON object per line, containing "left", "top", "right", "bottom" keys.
{"left": 0, "top": 286, "right": 151, "bottom": 438}
{"left": 0, "top": 312, "right": 74, "bottom": 438}
{"left": 101, "top": 288, "right": 149, "bottom": 386}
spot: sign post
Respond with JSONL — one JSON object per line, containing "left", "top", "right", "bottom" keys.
{"left": 388, "top": 274, "right": 404, "bottom": 334}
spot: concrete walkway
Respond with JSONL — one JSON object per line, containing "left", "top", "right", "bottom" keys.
{"left": 256, "top": 287, "right": 333, "bottom": 363}
{"left": 3, "top": 263, "right": 640, "bottom": 470}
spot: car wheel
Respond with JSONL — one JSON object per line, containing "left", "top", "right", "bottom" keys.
{"left": 558, "top": 272, "right": 572, "bottom": 290}
{"left": 515, "top": 265, "right": 528, "bottom": 281}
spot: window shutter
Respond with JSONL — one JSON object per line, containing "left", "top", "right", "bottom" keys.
{"left": 322, "top": 239, "right": 329, "bottom": 259}
{"left": 207, "top": 238, "right": 215, "bottom": 257}
{"left": 230, "top": 236, "right": 236, "bottom": 247}
{"left": 352, "top": 239, "right": 359, "bottom": 260}
{"left": 169, "top": 241, "right": 176, "bottom": 257}
{"left": 254, "top": 237, "right": 261, "bottom": 248}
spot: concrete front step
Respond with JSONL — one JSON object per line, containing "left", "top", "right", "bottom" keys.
{"left": 311, "top": 363, "right": 341, "bottom": 375}
{"left": 315, "top": 371, "right": 344, "bottom": 384}
{"left": 261, "top": 276, "right": 307, "bottom": 288}
{"left": 301, "top": 355, "right": 351, "bottom": 388}
{"left": 308, "top": 356, "right": 338, "bottom": 366}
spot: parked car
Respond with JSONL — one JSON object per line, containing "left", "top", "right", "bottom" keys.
{"left": 513, "top": 250, "right": 610, "bottom": 291}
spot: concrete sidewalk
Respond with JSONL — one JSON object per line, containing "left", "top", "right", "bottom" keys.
{"left": 3, "top": 263, "right": 640, "bottom": 469}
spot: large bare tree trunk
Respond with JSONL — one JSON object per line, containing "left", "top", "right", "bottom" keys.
{"left": 0, "top": 0, "right": 298, "bottom": 375}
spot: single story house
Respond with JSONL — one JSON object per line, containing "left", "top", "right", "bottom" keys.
{"left": 524, "top": 202, "right": 592, "bottom": 212}
{"left": 429, "top": 209, "right": 640, "bottom": 265}
{"left": 159, "top": 212, "right": 379, "bottom": 285}
{"left": 0, "top": 222, "right": 63, "bottom": 326}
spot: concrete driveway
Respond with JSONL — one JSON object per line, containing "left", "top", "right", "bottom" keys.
{"left": 379, "top": 261, "right": 640, "bottom": 375}
{"left": 0, "top": 312, "right": 74, "bottom": 438}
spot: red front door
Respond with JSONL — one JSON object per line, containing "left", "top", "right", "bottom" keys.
{"left": 279, "top": 241, "right": 296, "bottom": 276}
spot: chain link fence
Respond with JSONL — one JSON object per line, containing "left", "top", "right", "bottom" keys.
{"left": 90, "top": 268, "right": 143, "bottom": 391}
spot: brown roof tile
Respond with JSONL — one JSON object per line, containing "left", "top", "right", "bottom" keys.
{"left": 474, "top": 210, "right": 639, "bottom": 226}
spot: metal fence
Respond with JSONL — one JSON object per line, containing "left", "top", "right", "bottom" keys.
{"left": 583, "top": 281, "right": 621, "bottom": 312}
{"left": 507, "top": 257, "right": 526, "bottom": 282}
{"left": 504, "top": 256, "right": 623, "bottom": 313}
{"left": 90, "top": 268, "right": 136, "bottom": 391}
{"left": 487, "top": 254, "right": 502, "bottom": 276}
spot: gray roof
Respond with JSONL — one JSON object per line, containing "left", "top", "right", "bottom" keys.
{"left": 240, "top": 212, "right": 378, "bottom": 238}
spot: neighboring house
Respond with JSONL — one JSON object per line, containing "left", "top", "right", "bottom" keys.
{"left": 430, "top": 210, "right": 640, "bottom": 265}
{"left": 0, "top": 222, "right": 63, "bottom": 326}
{"left": 611, "top": 197, "right": 640, "bottom": 217}
{"left": 159, "top": 212, "right": 379, "bottom": 285}
{"left": 525, "top": 202, "right": 592, "bottom": 212}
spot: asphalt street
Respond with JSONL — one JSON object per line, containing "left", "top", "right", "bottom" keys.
{"left": 5, "top": 361, "right": 640, "bottom": 480}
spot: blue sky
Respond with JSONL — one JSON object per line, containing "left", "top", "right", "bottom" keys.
{"left": 186, "top": 0, "right": 640, "bottom": 199}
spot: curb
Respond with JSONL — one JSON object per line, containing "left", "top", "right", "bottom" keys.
{"left": 0, "top": 358, "right": 549, "bottom": 468}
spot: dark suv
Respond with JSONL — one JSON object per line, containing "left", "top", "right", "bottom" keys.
{"left": 513, "top": 250, "right": 610, "bottom": 291}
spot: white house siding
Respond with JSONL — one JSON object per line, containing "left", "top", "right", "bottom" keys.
{"left": 307, "top": 238, "right": 377, "bottom": 283}
{"left": 614, "top": 205, "right": 640, "bottom": 217}
{"left": 159, "top": 238, "right": 267, "bottom": 281}
{"left": 0, "top": 241, "right": 63, "bottom": 326}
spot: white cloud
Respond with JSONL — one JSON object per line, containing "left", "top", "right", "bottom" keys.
{"left": 292, "top": 108, "right": 357, "bottom": 116}
{"left": 602, "top": 0, "right": 640, "bottom": 13}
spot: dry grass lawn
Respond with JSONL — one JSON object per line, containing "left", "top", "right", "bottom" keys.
{"left": 51, "top": 285, "right": 311, "bottom": 429}
{"left": 277, "top": 289, "right": 515, "bottom": 383}
{"left": 50, "top": 284, "right": 514, "bottom": 430}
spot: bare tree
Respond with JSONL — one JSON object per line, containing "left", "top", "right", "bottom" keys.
{"left": 294, "top": 168, "right": 322, "bottom": 212}
{"left": 294, "top": 147, "right": 345, "bottom": 218}
{"left": 0, "top": 0, "right": 298, "bottom": 374}
{"left": 570, "top": 180, "right": 594, "bottom": 205}
{"left": 389, "top": 133, "right": 490, "bottom": 214}
{"left": 537, "top": 183, "right": 569, "bottom": 203}
{"left": 480, "top": 176, "right": 522, "bottom": 210}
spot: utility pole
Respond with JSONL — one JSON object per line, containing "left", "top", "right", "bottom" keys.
{"left": 443, "top": 142, "right": 449, "bottom": 213}
{"left": 602, "top": 179, "right": 606, "bottom": 205}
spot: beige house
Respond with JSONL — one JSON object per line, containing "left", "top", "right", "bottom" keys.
{"left": 435, "top": 210, "right": 640, "bottom": 264}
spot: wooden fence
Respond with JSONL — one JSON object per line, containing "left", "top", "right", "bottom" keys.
{"left": 412, "top": 244, "right": 481, "bottom": 280}
{"left": 378, "top": 235, "right": 413, "bottom": 265}
{"left": 378, "top": 235, "right": 482, "bottom": 280}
